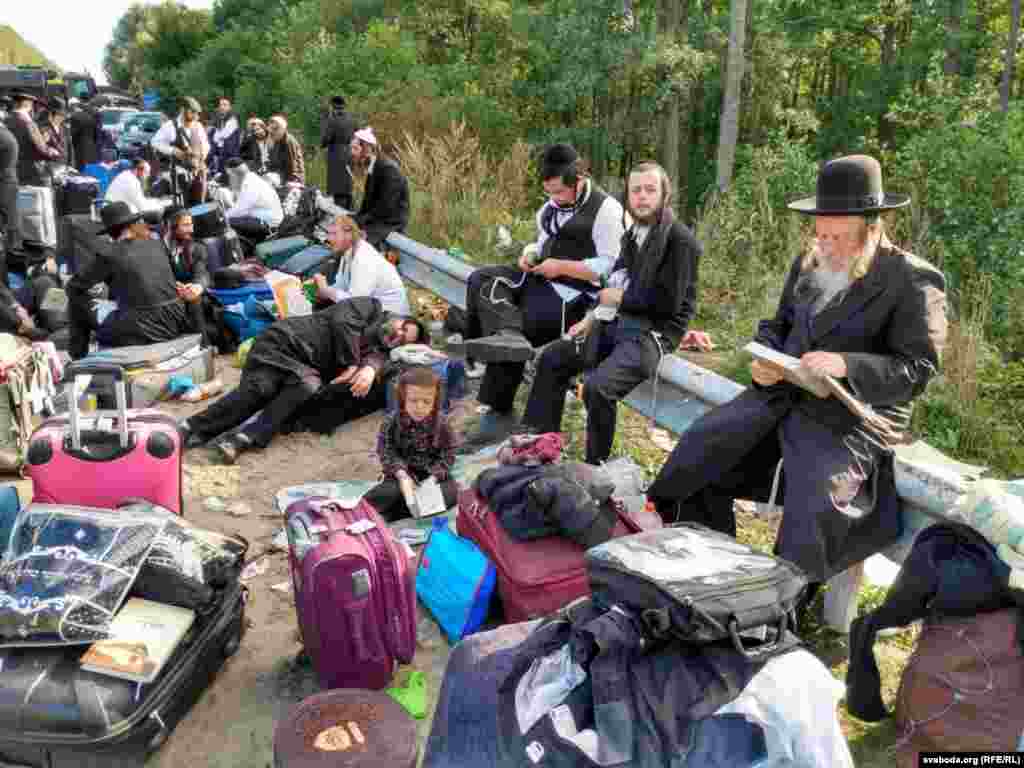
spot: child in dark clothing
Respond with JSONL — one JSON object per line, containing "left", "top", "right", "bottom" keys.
{"left": 364, "top": 366, "right": 459, "bottom": 522}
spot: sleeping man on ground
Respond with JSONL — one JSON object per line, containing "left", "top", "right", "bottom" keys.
{"left": 179, "top": 297, "right": 423, "bottom": 464}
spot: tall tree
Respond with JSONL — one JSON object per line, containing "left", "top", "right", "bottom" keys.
{"left": 716, "top": 0, "right": 748, "bottom": 192}
{"left": 1002, "top": 0, "right": 1022, "bottom": 111}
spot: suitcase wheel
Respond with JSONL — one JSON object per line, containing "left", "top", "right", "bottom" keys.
{"left": 146, "top": 431, "right": 177, "bottom": 459}
{"left": 223, "top": 622, "right": 243, "bottom": 658}
{"left": 148, "top": 711, "right": 169, "bottom": 751}
{"left": 26, "top": 438, "right": 52, "bottom": 466}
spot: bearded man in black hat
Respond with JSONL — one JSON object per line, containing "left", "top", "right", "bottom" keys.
{"left": 461, "top": 142, "right": 626, "bottom": 445}
{"left": 65, "top": 201, "right": 199, "bottom": 358}
{"left": 647, "top": 155, "right": 947, "bottom": 609}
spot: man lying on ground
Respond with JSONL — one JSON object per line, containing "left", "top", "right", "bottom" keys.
{"left": 179, "top": 297, "right": 422, "bottom": 464}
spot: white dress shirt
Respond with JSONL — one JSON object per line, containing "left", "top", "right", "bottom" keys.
{"left": 151, "top": 118, "right": 209, "bottom": 162}
{"left": 321, "top": 238, "right": 411, "bottom": 316}
{"left": 225, "top": 172, "right": 284, "bottom": 227}
{"left": 534, "top": 180, "right": 629, "bottom": 302}
{"left": 105, "top": 170, "right": 162, "bottom": 213}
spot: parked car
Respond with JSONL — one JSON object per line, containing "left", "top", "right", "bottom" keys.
{"left": 98, "top": 106, "right": 140, "bottom": 145}
{"left": 115, "top": 111, "right": 165, "bottom": 160}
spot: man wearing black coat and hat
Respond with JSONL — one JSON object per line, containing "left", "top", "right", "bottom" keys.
{"left": 321, "top": 95, "right": 355, "bottom": 210}
{"left": 179, "top": 297, "right": 424, "bottom": 463}
{"left": 350, "top": 127, "right": 409, "bottom": 249}
{"left": 5, "top": 91, "right": 60, "bottom": 186}
{"left": 646, "top": 155, "right": 948, "bottom": 608}
{"left": 69, "top": 101, "right": 100, "bottom": 170}
{"left": 66, "top": 201, "right": 199, "bottom": 358}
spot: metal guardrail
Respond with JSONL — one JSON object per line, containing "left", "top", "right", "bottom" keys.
{"left": 386, "top": 231, "right": 979, "bottom": 550}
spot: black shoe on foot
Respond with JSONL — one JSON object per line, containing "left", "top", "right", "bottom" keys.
{"left": 460, "top": 409, "right": 521, "bottom": 452}
{"left": 465, "top": 330, "right": 534, "bottom": 364}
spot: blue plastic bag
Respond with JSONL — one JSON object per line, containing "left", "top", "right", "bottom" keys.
{"left": 416, "top": 517, "right": 496, "bottom": 644}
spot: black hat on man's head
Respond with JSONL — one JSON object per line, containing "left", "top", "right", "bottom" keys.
{"left": 788, "top": 155, "right": 910, "bottom": 215}
{"left": 47, "top": 97, "right": 66, "bottom": 114}
{"left": 9, "top": 90, "right": 44, "bottom": 105}
{"left": 540, "top": 143, "right": 580, "bottom": 183}
{"left": 331, "top": 95, "right": 346, "bottom": 108}
{"left": 98, "top": 202, "right": 146, "bottom": 236}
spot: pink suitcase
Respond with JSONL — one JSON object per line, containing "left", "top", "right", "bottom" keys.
{"left": 285, "top": 496, "right": 417, "bottom": 690}
{"left": 26, "top": 361, "right": 183, "bottom": 515}
{"left": 457, "top": 489, "right": 660, "bottom": 622}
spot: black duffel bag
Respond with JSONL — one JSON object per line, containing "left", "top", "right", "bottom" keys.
{"left": 585, "top": 523, "right": 807, "bottom": 659}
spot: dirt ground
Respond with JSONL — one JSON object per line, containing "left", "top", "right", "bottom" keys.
{"left": 9, "top": 354, "right": 465, "bottom": 768}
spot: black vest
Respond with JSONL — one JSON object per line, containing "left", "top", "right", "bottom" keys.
{"left": 539, "top": 183, "right": 609, "bottom": 293}
{"left": 5, "top": 113, "right": 45, "bottom": 186}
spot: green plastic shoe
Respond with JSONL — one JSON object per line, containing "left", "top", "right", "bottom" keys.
{"left": 386, "top": 670, "right": 428, "bottom": 720}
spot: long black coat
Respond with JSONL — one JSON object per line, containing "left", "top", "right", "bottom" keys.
{"left": 69, "top": 108, "right": 99, "bottom": 169}
{"left": 320, "top": 109, "right": 355, "bottom": 199}
{"left": 356, "top": 156, "right": 409, "bottom": 248}
{"left": 648, "top": 244, "right": 947, "bottom": 581}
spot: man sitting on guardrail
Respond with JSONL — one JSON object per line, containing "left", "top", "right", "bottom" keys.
{"left": 646, "top": 155, "right": 948, "bottom": 613}
{"left": 461, "top": 143, "right": 626, "bottom": 446}
{"left": 518, "top": 162, "right": 711, "bottom": 464}
{"left": 349, "top": 127, "right": 410, "bottom": 250}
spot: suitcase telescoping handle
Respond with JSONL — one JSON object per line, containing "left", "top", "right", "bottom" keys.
{"left": 63, "top": 361, "right": 130, "bottom": 451}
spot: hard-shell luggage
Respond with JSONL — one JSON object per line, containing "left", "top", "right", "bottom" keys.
{"left": 255, "top": 236, "right": 312, "bottom": 269}
{"left": 27, "top": 362, "right": 184, "bottom": 515}
{"left": 210, "top": 284, "right": 275, "bottom": 341}
{"left": 285, "top": 496, "right": 417, "bottom": 690}
{"left": 274, "top": 689, "right": 418, "bottom": 768}
{"left": 82, "top": 161, "right": 131, "bottom": 199}
{"left": 58, "top": 175, "right": 101, "bottom": 216}
{"left": 79, "top": 334, "right": 215, "bottom": 408}
{"left": 456, "top": 488, "right": 656, "bottom": 622}
{"left": 0, "top": 577, "right": 246, "bottom": 768}
{"left": 585, "top": 523, "right": 807, "bottom": 658}
{"left": 201, "top": 231, "right": 242, "bottom": 274}
{"left": 17, "top": 186, "right": 57, "bottom": 248}
{"left": 187, "top": 202, "right": 227, "bottom": 240}
{"left": 277, "top": 243, "right": 335, "bottom": 278}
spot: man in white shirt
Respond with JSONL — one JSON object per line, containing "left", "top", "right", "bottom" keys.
{"left": 223, "top": 157, "right": 283, "bottom": 243}
{"left": 105, "top": 158, "right": 163, "bottom": 213}
{"left": 312, "top": 214, "right": 411, "bottom": 316}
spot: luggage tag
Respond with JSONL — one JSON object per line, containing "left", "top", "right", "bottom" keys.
{"left": 344, "top": 519, "right": 376, "bottom": 536}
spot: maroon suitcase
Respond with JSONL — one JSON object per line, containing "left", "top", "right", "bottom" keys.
{"left": 456, "top": 489, "right": 659, "bottom": 622}
{"left": 285, "top": 496, "right": 417, "bottom": 691}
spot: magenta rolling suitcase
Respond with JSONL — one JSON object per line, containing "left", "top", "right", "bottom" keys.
{"left": 285, "top": 496, "right": 417, "bottom": 690}
{"left": 26, "top": 362, "right": 183, "bottom": 515}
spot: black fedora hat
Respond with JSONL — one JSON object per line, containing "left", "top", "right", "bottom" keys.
{"left": 98, "top": 202, "right": 147, "bottom": 235}
{"left": 788, "top": 155, "right": 910, "bottom": 215}
{"left": 8, "top": 90, "right": 45, "bottom": 105}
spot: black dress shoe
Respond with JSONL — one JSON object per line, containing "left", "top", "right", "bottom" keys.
{"left": 465, "top": 330, "right": 535, "bottom": 364}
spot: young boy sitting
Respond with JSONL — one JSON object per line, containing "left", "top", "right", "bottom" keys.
{"left": 364, "top": 366, "right": 458, "bottom": 522}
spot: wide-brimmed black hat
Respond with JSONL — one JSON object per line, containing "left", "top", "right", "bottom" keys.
{"left": 98, "top": 202, "right": 147, "bottom": 235}
{"left": 788, "top": 155, "right": 910, "bottom": 215}
{"left": 8, "top": 90, "right": 45, "bottom": 105}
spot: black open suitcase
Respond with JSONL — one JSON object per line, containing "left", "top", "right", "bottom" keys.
{"left": 0, "top": 579, "right": 246, "bottom": 768}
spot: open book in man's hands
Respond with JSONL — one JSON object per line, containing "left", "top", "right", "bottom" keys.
{"left": 744, "top": 342, "right": 832, "bottom": 398}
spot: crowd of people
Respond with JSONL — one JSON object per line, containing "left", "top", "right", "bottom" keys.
{"left": 0, "top": 84, "right": 951, "bottom": 609}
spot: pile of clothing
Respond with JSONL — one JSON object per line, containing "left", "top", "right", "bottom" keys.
{"left": 473, "top": 433, "right": 624, "bottom": 550}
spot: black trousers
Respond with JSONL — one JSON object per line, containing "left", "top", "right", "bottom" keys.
{"left": 363, "top": 472, "right": 458, "bottom": 523}
{"left": 188, "top": 364, "right": 321, "bottom": 449}
{"left": 465, "top": 265, "right": 589, "bottom": 413}
{"left": 523, "top": 328, "right": 660, "bottom": 465}
{"left": 333, "top": 192, "right": 353, "bottom": 211}
{"left": 0, "top": 179, "right": 20, "bottom": 265}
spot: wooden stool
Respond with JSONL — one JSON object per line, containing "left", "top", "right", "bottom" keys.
{"left": 274, "top": 689, "right": 418, "bottom": 768}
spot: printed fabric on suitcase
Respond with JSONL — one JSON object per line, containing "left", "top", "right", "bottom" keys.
{"left": 456, "top": 489, "right": 649, "bottom": 622}
{"left": 286, "top": 496, "right": 416, "bottom": 690}
{"left": 585, "top": 523, "right": 807, "bottom": 657}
